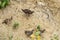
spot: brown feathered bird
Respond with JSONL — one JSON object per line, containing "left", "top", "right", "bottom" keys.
{"left": 2, "top": 17, "right": 12, "bottom": 24}
{"left": 25, "top": 30, "right": 34, "bottom": 37}
{"left": 22, "top": 9, "right": 34, "bottom": 14}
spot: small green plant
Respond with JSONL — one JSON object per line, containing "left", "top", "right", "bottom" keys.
{"left": 9, "top": 35, "right": 13, "bottom": 40}
{"left": 51, "top": 34, "right": 59, "bottom": 40}
{"left": 37, "top": 25, "right": 40, "bottom": 31}
{"left": 35, "top": 31, "right": 40, "bottom": 36}
{"left": 0, "top": 0, "right": 10, "bottom": 9}
{"left": 13, "top": 22, "right": 19, "bottom": 29}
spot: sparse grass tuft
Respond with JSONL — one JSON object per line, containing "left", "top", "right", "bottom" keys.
{"left": 9, "top": 35, "right": 13, "bottom": 40}
{"left": 37, "top": 25, "right": 40, "bottom": 31}
{"left": 0, "top": 0, "right": 10, "bottom": 9}
{"left": 51, "top": 34, "right": 59, "bottom": 40}
{"left": 13, "top": 22, "right": 19, "bottom": 29}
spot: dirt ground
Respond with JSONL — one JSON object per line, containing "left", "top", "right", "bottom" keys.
{"left": 0, "top": 0, "right": 60, "bottom": 40}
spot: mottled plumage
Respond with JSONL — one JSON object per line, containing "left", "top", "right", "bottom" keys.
{"left": 25, "top": 30, "right": 34, "bottom": 36}
{"left": 22, "top": 9, "right": 34, "bottom": 14}
{"left": 2, "top": 17, "right": 12, "bottom": 24}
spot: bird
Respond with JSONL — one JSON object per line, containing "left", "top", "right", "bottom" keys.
{"left": 2, "top": 17, "right": 12, "bottom": 24}
{"left": 25, "top": 30, "right": 34, "bottom": 37}
{"left": 40, "top": 29, "right": 45, "bottom": 33}
{"left": 22, "top": 9, "right": 34, "bottom": 14}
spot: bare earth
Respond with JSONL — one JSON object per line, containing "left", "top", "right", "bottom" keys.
{"left": 0, "top": 0, "right": 60, "bottom": 40}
